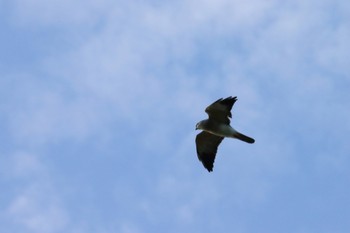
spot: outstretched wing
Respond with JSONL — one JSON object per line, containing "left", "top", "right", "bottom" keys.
{"left": 195, "top": 131, "right": 224, "bottom": 172}
{"left": 205, "top": 96, "right": 237, "bottom": 125}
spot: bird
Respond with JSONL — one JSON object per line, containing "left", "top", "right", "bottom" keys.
{"left": 195, "top": 96, "right": 255, "bottom": 172}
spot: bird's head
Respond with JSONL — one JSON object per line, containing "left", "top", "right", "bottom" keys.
{"left": 195, "top": 121, "right": 204, "bottom": 130}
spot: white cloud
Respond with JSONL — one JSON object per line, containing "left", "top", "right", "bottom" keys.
{"left": 10, "top": 151, "right": 43, "bottom": 177}
{"left": 8, "top": 191, "right": 68, "bottom": 233}
{"left": 6, "top": 76, "right": 102, "bottom": 145}
{"left": 3, "top": 151, "right": 70, "bottom": 233}
{"left": 316, "top": 24, "right": 350, "bottom": 75}
{"left": 4, "top": 0, "right": 287, "bottom": 148}
{"left": 9, "top": 0, "right": 114, "bottom": 27}
{"left": 119, "top": 222, "right": 142, "bottom": 233}
{"left": 2, "top": 0, "right": 350, "bottom": 232}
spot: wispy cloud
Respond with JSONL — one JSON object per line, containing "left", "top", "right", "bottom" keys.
{"left": 2, "top": 151, "right": 69, "bottom": 233}
{"left": 1, "top": 0, "right": 350, "bottom": 232}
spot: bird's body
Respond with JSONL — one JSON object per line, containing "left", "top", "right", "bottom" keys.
{"left": 195, "top": 96, "right": 255, "bottom": 172}
{"left": 196, "top": 120, "right": 237, "bottom": 138}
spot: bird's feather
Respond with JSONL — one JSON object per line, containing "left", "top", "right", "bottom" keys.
{"left": 205, "top": 96, "right": 237, "bottom": 124}
{"left": 195, "top": 131, "right": 224, "bottom": 172}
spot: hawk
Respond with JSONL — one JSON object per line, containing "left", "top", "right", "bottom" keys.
{"left": 195, "top": 96, "right": 255, "bottom": 172}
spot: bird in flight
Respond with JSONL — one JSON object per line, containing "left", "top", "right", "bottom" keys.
{"left": 195, "top": 96, "right": 255, "bottom": 172}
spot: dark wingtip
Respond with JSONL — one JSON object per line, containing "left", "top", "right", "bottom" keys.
{"left": 203, "top": 163, "right": 214, "bottom": 172}
{"left": 199, "top": 153, "right": 215, "bottom": 172}
{"left": 221, "top": 96, "right": 238, "bottom": 109}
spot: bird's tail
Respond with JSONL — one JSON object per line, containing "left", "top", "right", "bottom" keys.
{"left": 234, "top": 132, "right": 255, "bottom": 144}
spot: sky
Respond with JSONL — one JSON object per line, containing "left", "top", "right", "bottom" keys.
{"left": 0, "top": 0, "right": 349, "bottom": 232}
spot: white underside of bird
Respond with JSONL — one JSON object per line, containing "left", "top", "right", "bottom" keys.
{"left": 196, "top": 119, "right": 254, "bottom": 143}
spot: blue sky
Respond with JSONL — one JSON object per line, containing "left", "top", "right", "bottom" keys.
{"left": 1, "top": 0, "right": 350, "bottom": 232}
